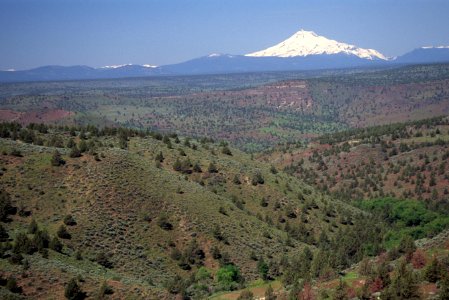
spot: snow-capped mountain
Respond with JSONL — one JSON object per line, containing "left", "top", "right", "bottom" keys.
{"left": 99, "top": 64, "right": 158, "bottom": 69}
{"left": 3, "top": 30, "right": 449, "bottom": 82}
{"left": 246, "top": 29, "right": 387, "bottom": 60}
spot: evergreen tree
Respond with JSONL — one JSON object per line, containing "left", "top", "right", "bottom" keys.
{"left": 6, "top": 276, "right": 21, "bottom": 293}
{"left": 424, "top": 256, "right": 441, "bottom": 283}
{"left": 64, "top": 278, "right": 84, "bottom": 300}
{"left": 193, "top": 162, "right": 202, "bottom": 172}
{"left": 64, "top": 215, "right": 77, "bottom": 226}
{"left": 0, "top": 189, "right": 14, "bottom": 222}
{"left": 51, "top": 150, "right": 65, "bottom": 166}
{"left": 222, "top": 146, "right": 232, "bottom": 156}
{"left": 334, "top": 279, "right": 348, "bottom": 300}
{"left": 211, "top": 245, "right": 222, "bottom": 259}
{"left": 173, "top": 158, "right": 182, "bottom": 172}
{"left": 69, "top": 146, "right": 81, "bottom": 158}
{"left": 439, "top": 274, "right": 449, "bottom": 300}
{"left": 265, "top": 284, "right": 276, "bottom": 300}
{"left": 49, "top": 236, "right": 63, "bottom": 252}
{"left": 28, "top": 218, "right": 38, "bottom": 234}
{"left": 208, "top": 162, "right": 218, "bottom": 173}
{"left": 0, "top": 224, "right": 8, "bottom": 242}
{"left": 155, "top": 151, "right": 164, "bottom": 162}
{"left": 385, "top": 259, "right": 421, "bottom": 300}
{"left": 257, "top": 258, "right": 269, "bottom": 281}
{"left": 78, "top": 140, "right": 88, "bottom": 153}
{"left": 252, "top": 172, "right": 265, "bottom": 185}
{"left": 13, "top": 232, "right": 36, "bottom": 254}
{"left": 96, "top": 251, "right": 113, "bottom": 268}
{"left": 66, "top": 138, "right": 76, "bottom": 148}
{"left": 33, "top": 229, "right": 50, "bottom": 251}
{"left": 57, "top": 225, "right": 71, "bottom": 239}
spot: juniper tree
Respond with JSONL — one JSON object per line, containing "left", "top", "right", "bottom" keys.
{"left": 51, "top": 150, "right": 65, "bottom": 166}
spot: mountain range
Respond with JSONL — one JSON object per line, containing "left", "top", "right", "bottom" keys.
{"left": 1, "top": 29, "right": 449, "bottom": 82}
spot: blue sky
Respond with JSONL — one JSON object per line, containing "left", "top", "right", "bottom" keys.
{"left": 1, "top": 0, "right": 449, "bottom": 70}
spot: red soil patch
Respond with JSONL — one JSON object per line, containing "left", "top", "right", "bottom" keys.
{"left": 0, "top": 109, "right": 22, "bottom": 121}
{"left": 420, "top": 283, "right": 437, "bottom": 297}
{"left": 0, "top": 109, "right": 73, "bottom": 124}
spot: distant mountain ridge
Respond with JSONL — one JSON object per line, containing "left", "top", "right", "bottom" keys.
{"left": 0, "top": 64, "right": 166, "bottom": 82}
{"left": 395, "top": 47, "right": 449, "bottom": 64}
{"left": 1, "top": 29, "right": 449, "bottom": 82}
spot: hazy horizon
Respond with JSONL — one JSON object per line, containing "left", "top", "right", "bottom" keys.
{"left": 1, "top": 0, "right": 449, "bottom": 70}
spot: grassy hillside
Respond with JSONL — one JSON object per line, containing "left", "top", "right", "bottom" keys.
{"left": 263, "top": 116, "right": 449, "bottom": 206}
{"left": 0, "top": 123, "right": 365, "bottom": 299}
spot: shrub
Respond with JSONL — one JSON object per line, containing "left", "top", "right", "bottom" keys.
{"left": 155, "top": 151, "right": 164, "bottom": 162}
{"left": 33, "top": 230, "right": 50, "bottom": 251}
{"left": 216, "top": 264, "right": 241, "bottom": 290}
{"left": 6, "top": 276, "right": 21, "bottom": 293}
{"left": 0, "top": 224, "right": 8, "bottom": 242}
{"left": 222, "top": 146, "right": 232, "bottom": 156}
{"left": 212, "top": 225, "right": 224, "bottom": 241}
{"left": 69, "top": 146, "right": 81, "bottom": 158}
{"left": 49, "top": 236, "right": 63, "bottom": 252}
{"left": 51, "top": 150, "right": 65, "bottom": 166}
{"left": 411, "top": 249, "right": 427, "bottom": 269}
{"left": 257, "top": 258, "right": 269, "bottom": 280}
{"left": 211, "top": 245, "right": 222, "bottom": 259}
{"left": 193, "top": 162, "right": 202, "bottom": 172}
{"left": 208, "top": 162, "right": 218, "bottom": 173}
{"left": 28, "top": 219, "right": 38, "bottom": 234}
{"left": 195, "top": 267, "right": 211, "bottom": 281}
{"left": 13, "top": 232, "right": 36, "bottom": 255}
{"left": 0, "top": 189, "right": 15, "bottom": 222}
{"left": 265, "top": 285, "right": 275, "bottom": 300}
{"left": 10, "top": 148, "right": 22, "bottom": 157}
{"left": 98, "top": 281, "right": 114, "bottom": 297}
{"left": 63, "top": 215, "right": 77, "bottom": 226}
{"left": 9, "top": 253, "right": 23, "bottom": 265}
{"left": 158, "top": 216, "right": 173, "bottom": 230}
{"left": 237, "top": 290, "right": 253, "bottom": 300}
{"left": 64, "top": 278, "right": 84, "bottom": 300}
{"left": 96, "top": 252, "right": 113, "bottom": 268}
{"left": 424, "top": 256, "right": 441, "bottom": 283}
{"left": 57, "top": 225, "right": 71, "bottom": 239}
{"left": 251, "top": 172, "right": 264, "bottom": 185}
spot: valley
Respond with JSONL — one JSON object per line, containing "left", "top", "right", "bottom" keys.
{"left": 1, "top": 64, "right": 449, "bottom": 152}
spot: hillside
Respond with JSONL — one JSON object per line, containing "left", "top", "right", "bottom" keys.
{"left": 0, "top": 123, "right": 367, "bottom": 299}
{"left": 261, "top": 117, "right": 449, "bottom": 207}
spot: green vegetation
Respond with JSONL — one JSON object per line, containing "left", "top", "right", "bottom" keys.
{"left": 357, "top": 197, "right": 449, "bottom": 247}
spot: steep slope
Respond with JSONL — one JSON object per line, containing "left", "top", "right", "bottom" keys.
{"left": 261, "top": 117, "right": 449, "bottom": 207}
{"left": 246, "top": 29, "right": 387, "bottom": 60}
{"left": 0, "top": 124, "right": 361, "bottom": 299}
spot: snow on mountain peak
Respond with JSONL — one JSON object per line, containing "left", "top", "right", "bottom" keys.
{"left": 207, "top": 53, "right": 235, "bottom": 58}
{"left": 421, "top": 46, "right": 449, "bottom": 49}
{"left": 246, "top": 29, "right": 387, "bottom": 60}
{"left": 99, "top": 64, "right": 158, "bottom": 69}
{"left": 99, "top": 64, "right": 132, "bottom": 69}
